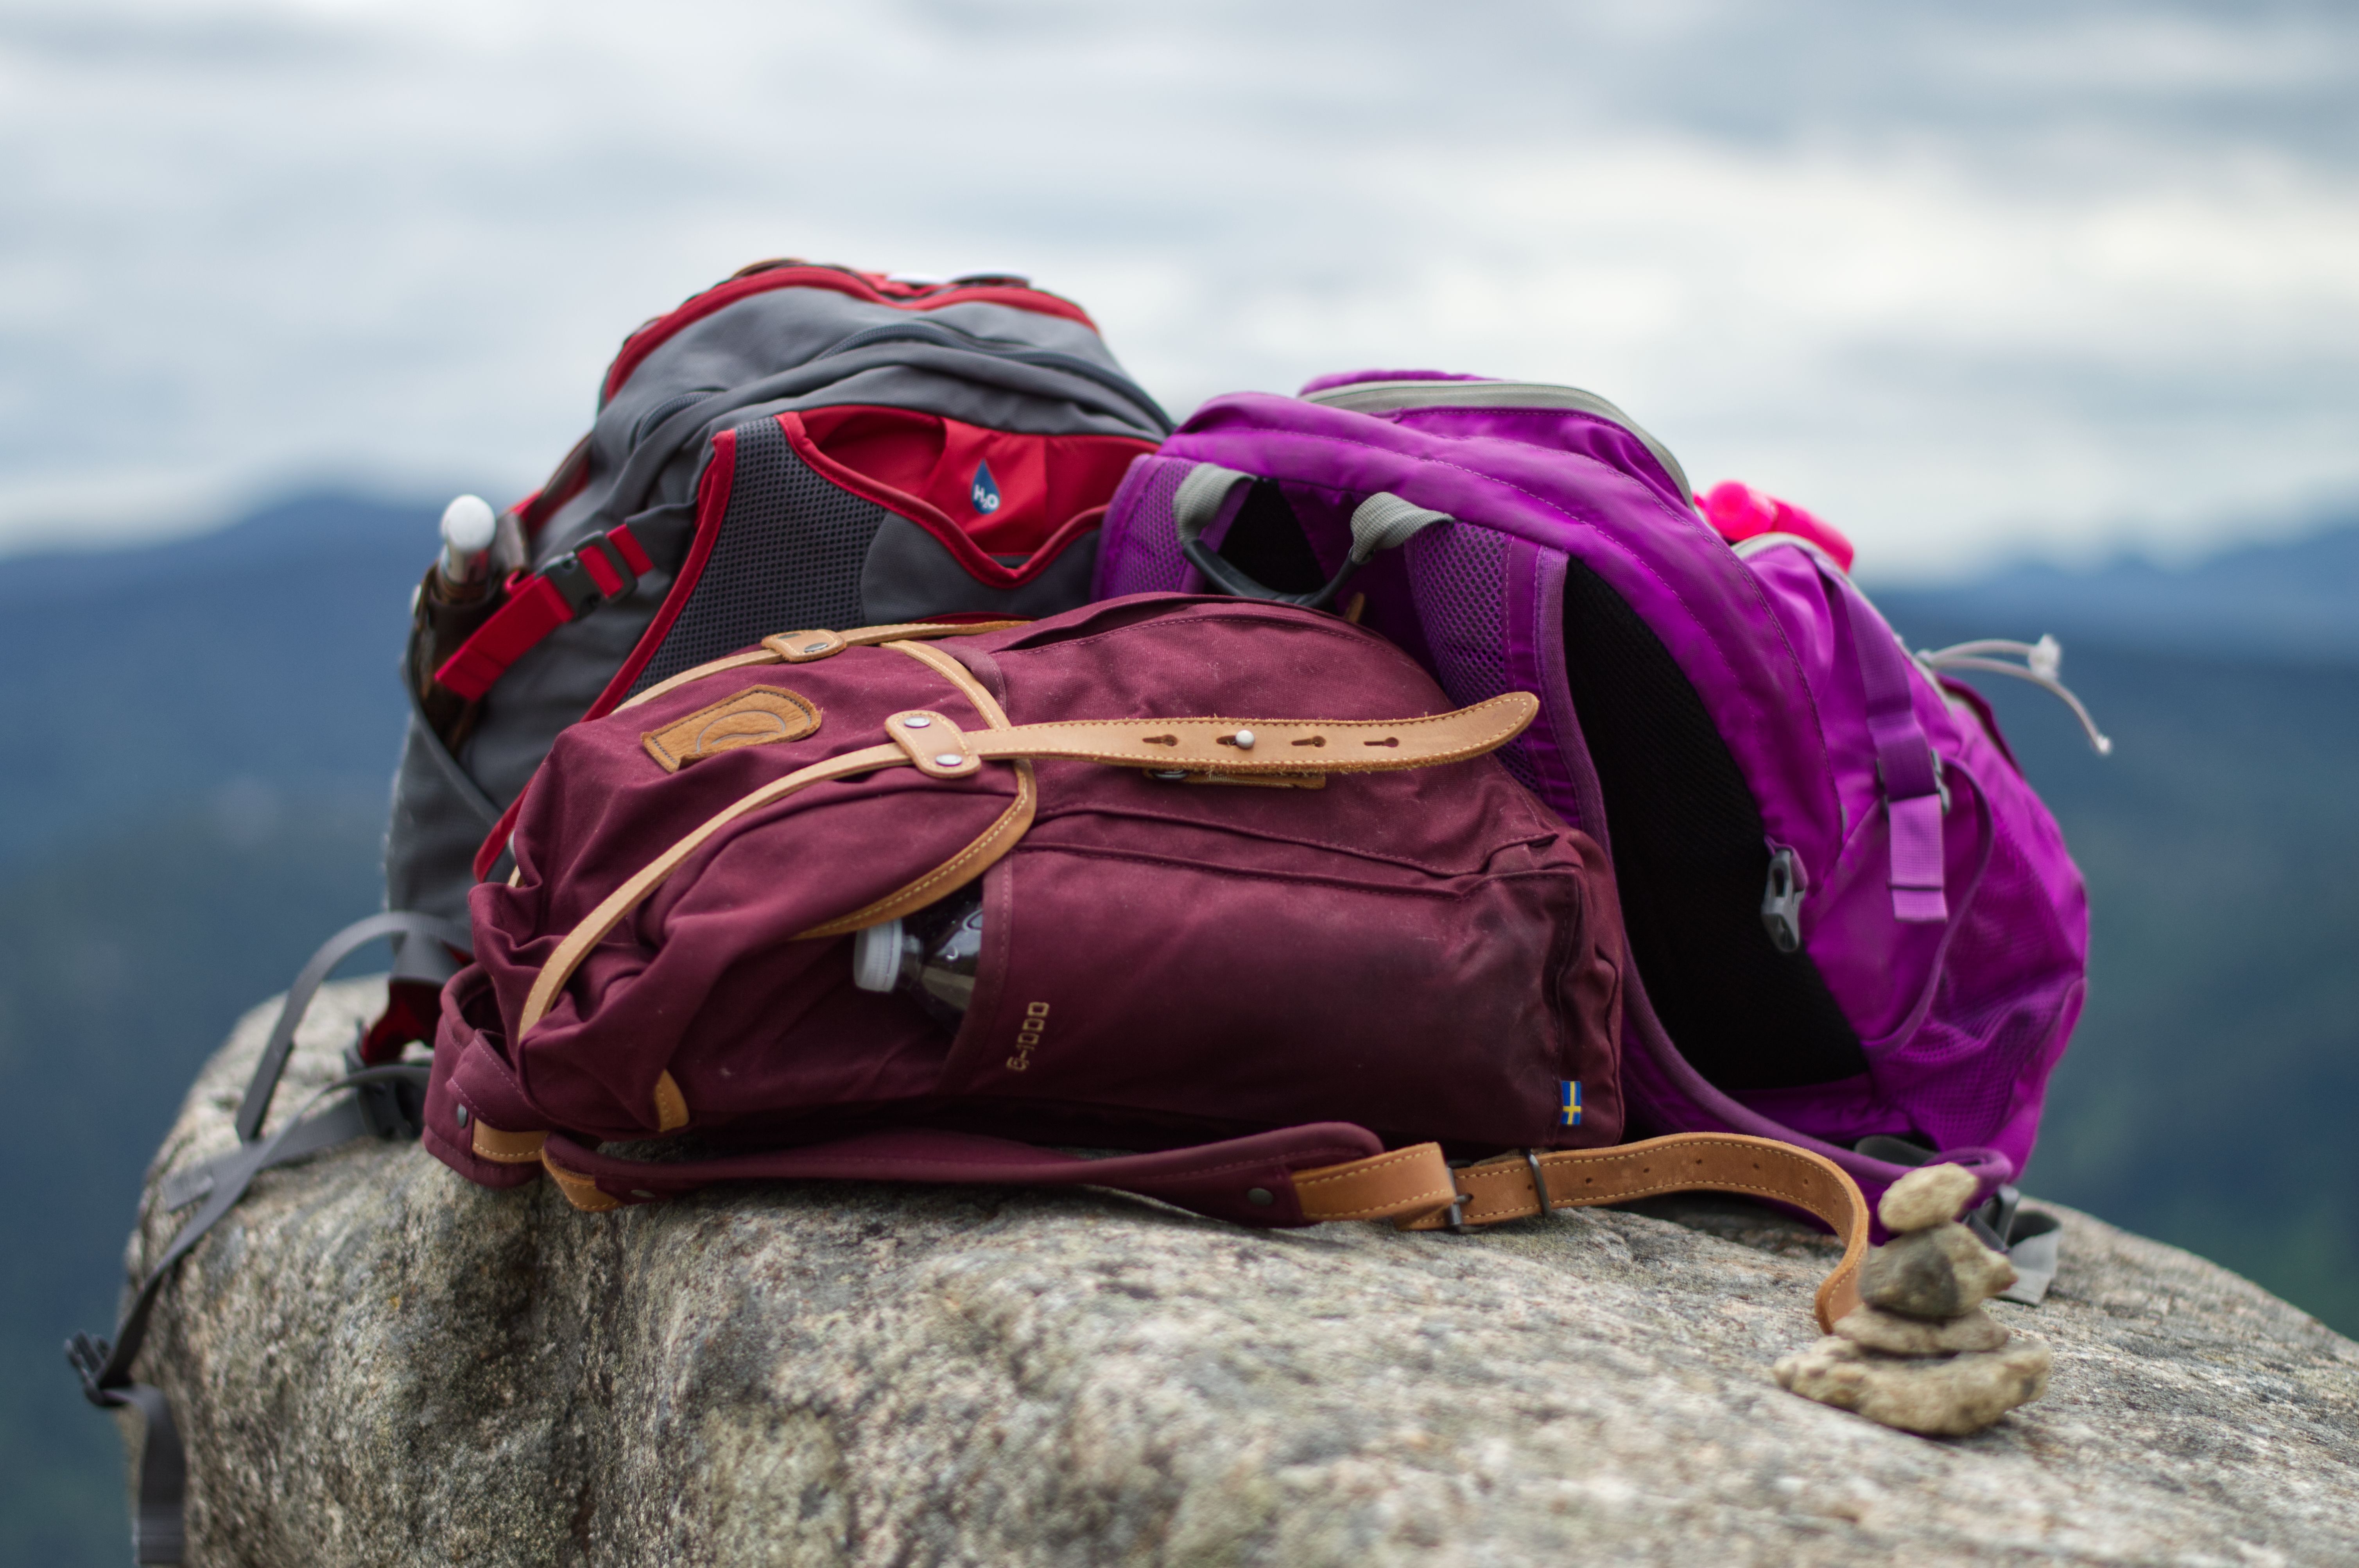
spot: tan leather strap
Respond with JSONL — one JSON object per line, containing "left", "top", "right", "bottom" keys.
{"left": 1296, "top": 1133, "right": 1869, "bottom": 1331}
{"left": 541, "top": 1149, "right": 621, "bottom": 1212}
{"left": 470, "top": 1123, "right": 549, "bottom": 1164}
{"left": 614, "top": 619, "right": 1028, "bottom": 716}
{"left": 519, "top": 684, "right": 1542, "bottom": 1036}
{"left": 950, "top": 695, "right": 1538, "bottom": 775}
{"left": 794, "top": 640, "right": 1039, "bottom": 942}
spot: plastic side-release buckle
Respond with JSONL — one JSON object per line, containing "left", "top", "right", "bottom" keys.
{"left": 1761, "top": 845, "right": 1806, "bottom": 953}
{"left": 541, "top": 529, "right": 647, "bottom": 616}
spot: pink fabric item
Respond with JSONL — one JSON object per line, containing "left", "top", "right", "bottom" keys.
{"left": 1699, "top": 481, "right": 1855, "bottom": 572}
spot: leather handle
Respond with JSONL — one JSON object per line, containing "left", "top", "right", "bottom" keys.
{"left": 1296, "top": 1132, "right": 1869, "bottom": 1331}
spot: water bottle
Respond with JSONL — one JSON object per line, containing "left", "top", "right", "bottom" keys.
{"left": 434, "top": 494, "right": 498, "bottom": 602}
{"left": 850, "top": 887, "right": 986, "bottom": 1031}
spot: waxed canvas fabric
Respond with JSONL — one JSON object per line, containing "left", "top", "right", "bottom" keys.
{"left": 423, "top": 594, "right": 1626, "bottom": 1195}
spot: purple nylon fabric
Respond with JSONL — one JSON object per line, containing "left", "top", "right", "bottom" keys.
{"left": 1095, "top": 385, "right": 2091, "bottom": 1212}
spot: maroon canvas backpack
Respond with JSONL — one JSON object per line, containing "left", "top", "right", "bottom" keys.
{"left": 418, "top": 594, "right": 1866, "bottom": 1309}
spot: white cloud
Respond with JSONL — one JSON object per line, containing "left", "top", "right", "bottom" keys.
{"left": 0, "top": 0, "right": 2353, "bottom": 575}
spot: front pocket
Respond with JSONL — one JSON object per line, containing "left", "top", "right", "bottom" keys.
{"left": 940, "top": 845, "right": 1610, "bottom": 1151}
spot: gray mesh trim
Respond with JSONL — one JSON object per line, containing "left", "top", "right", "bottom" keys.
{"left": 626, "top": 418, "right": 886, "bottom": 696}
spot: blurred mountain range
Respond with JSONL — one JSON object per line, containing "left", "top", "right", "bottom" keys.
{"left": 2, "top": 494, "right": 2354, "bottom": 1563}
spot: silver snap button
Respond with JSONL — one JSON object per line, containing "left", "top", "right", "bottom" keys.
{"left": 454, "top": 1104, "right": 470, "bottom": 1127}
{"left": 902, "top": 715, "right": 931, "bottom": 728}
{"left": 1246, "top": 1187, "right": 1275, "bottom": 1206}
{"left": 802, "top": 641, "right": 830, "bottom": 653}
{"left": 1233, "top": 729, "right": 1256, "bottom": 749}
{"left": 934, "top": 753, "right": 964, "bottom": 767}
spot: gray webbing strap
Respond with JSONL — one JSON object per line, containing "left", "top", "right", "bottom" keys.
{"left": 1174, "top": 463, "right": 1451, "bottom": 610}
{"left": 73, "top": 909, "right": 467, "bottom": 1561}
{"left": 233, "top": 911, "right": 470, "bottom": 1144}
{"left": 1344, "top": 491, "right": 1450, "bottom": 561}
{"left": 69, "top": 1062, "right": 431, "bottom": 1563}
{"left": 1171, "top": 463, "right": 1255, "bottom": 548}
{"left": 159, "top": 1098, "right": 373, "bottom": 1212}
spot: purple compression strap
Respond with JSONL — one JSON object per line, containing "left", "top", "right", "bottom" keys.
{"left": 538, "top": 1122, "right": 1389, "bottom": 1229}
{"left": 1819, "top": 559, "right": 1946, "bottom": 922}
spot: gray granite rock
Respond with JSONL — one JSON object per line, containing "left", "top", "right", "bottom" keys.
{"left": 1832, "top": 1303, "right": 2011, "bottom": 1356}
{"left": 1773, "top": 1337, "right": 2054, "bottom": 1439}
{"left": 1858, "top": 1221, "right": 2020, "bottom": 1319}
{"left": 1876, "top": 1163, "right": 1980, "bottom": 1233}
{"left": 117, "top": 981, "right": 2359, "bottom": 1566}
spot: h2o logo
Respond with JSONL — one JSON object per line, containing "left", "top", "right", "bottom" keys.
{"left": 971, "top": 459, "right": 1002, "bottom": 515}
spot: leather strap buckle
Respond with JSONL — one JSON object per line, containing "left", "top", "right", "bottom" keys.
{"left": 1442, "top": 1171, "right": 1473, "bottom": 1234}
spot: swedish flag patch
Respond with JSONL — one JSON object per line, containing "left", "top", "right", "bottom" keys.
{"left": 1559, "top": 1080, "right": 1581, "bottom": 1127}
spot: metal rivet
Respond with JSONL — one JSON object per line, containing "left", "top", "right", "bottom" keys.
{"left": 803, "top": 641, "right": 830, "bottom": 653}
{"left": 1233, "top": 729, "right": 1255, "bottom": 749}
{"left": 902, "top": 714, "right": 931, "bottom": 728}
{"left": 934, "top": 753, "right": 964, "bottom": 768}
{"left": 454, "top": 1104, "right": 469, "bottom": 1127}
{"left": 629, "top": 1189, "right": 657, "bottom": 1200}
{"left": 1247, "top": 1187, "right": 1274, "bottom": 1207}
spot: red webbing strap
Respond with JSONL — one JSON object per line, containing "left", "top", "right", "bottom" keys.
{"left": 432, "top": 524, "right": 653, "bottom": 701}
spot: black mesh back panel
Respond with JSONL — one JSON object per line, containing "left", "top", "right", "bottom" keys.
{"left": 627, "top": 417, "right": 887, "bottom": 696}
{"left": 1560, "top": 560, "right": 1866, "bottom": 1090}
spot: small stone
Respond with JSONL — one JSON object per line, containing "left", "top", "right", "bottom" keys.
{"left": 1774, "top": 1335, "right": 2053, "bottom": 1437}
{"left": 1859, "top": 1221, "right": 2018, "bottom": 1319}
{"left": 1879, "top": 1162, "right": 1981, "bottom": 1233}
{"left": 1834, "top": 1303, "right": 2010, "bottom": 1355}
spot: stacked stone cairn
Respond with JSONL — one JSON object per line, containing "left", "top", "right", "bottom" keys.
{"left": 1773, "top": 1162, "right": 2054, "bottom": 1437}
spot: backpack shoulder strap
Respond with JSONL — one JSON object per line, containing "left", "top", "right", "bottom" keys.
{"left": 1300, "top": 1133, "right": 1868, "bottom": 1330}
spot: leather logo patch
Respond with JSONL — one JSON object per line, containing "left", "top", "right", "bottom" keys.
{"left": 641, "top": 685, "right": 821, "bottom": 772}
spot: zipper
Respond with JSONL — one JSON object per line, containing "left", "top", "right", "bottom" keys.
{"left": 1299, "top": 379, "right": 1690, "bottom": 503}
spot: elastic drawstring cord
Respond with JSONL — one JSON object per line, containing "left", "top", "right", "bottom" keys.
{"left": 1917, "top": 635, "right": 2113, "bottom": 756}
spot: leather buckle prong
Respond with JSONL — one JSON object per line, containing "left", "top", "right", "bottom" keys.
{"left": 1524, "top": 1148, "right": 1554, "bottom": 1219}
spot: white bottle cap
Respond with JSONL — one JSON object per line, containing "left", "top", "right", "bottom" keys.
{"left": 440, "top": 494, "right": 498, "bottom": 554}
{"left": 850, "top": 920, "right": 905, "bottom": 993}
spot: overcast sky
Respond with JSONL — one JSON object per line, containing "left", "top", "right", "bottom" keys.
{"left": 2, "top": 0, "right": 2354, "bottom": 576}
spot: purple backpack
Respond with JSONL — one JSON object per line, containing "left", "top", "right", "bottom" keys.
{"left": 1094, "top": 372, "right": 2092, "bottom": 1219}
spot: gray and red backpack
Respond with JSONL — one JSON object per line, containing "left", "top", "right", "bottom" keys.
{"left": 377, "top": 259, "right": 1173, "bottom": 1047}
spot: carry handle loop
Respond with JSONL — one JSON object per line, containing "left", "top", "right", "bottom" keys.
{"left": 1297, "top": 1132, "right": 1870, "bottom": 1331}
{"left": 1173, "top": 464, "right": 1450, "bottom": 611}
